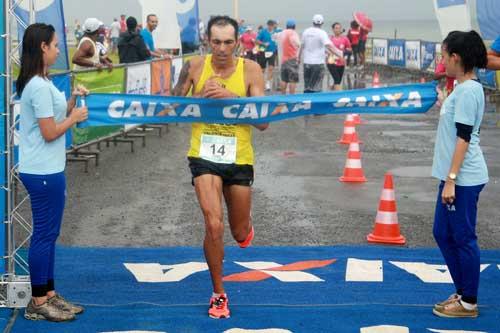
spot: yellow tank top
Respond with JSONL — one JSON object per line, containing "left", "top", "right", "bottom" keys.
{"left": 187, "top": 55, "right": 254, "bottom": 165}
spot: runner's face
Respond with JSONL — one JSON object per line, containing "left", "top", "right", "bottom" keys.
{"left": 42, "top": 33, "right": 60, "bottom": 68}
{"left": 209, "top": 25, "right": 238, "bottom": 64}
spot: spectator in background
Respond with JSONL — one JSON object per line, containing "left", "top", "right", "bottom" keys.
{"left": 300, "top": 14, "right": 341, "bottom": 93}
{"left": 487, "top": 35, "right": 500, "bottom": 70}
{"left": 74, "top": 21, "right": 83, "bottom": 45}
{"left": 181, "top": 17, "right": 199, "bottom": 54}
{"left": 118, "top": 16, "right": 150, "bottom": 63}
{"left": 346, "top": 20, "right": 360, "bottom": 67}
{"left": 276, "top": 19, "right": 301, "bottom": 94}
{"left": 256, "top": 19, "right": 279, "bottom": 91}
{"left": 72, "top": 18, "right": 113, "bottom": 70}
{"left": 240, "top": 26, "right": 257, "bottom": 61}
{"left": 109, "top": 18, "right": 121, "bottom": 54}
{"left": 120, "top": 14, "right": 127, "bottom": 33}
{"left": 358, "top": 26, "right": 369, "bottom": 68}
{"left": 140, "top": 14, "right": 166, "bottom": 58}
{"left": 328, "top": 22, "right": 351, "bottom": 90}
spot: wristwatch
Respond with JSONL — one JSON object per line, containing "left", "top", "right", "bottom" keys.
{"left": 447, "top": 173, "right": 457, "bottom": 182}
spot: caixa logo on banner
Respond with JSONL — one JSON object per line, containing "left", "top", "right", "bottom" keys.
{"left": 389, "top": 45, "right": 404, "bottom": 61}
{"left": 373, "top": 46, "right": 386, "bottom": 57}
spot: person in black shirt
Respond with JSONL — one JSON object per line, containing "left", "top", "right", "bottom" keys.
{"left": 118, "top": 16, "right": 150, "bottom": 63}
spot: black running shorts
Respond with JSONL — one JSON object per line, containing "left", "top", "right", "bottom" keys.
{"left": 188, "top": 157, "right": 254, "bottom": 187}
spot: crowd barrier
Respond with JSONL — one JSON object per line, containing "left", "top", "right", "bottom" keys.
{"left": 367, "top": 37, "right": 499, "bottom": 91}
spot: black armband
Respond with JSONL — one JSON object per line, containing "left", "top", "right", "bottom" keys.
{"left": 455, "top": 122, "right": 473, "bottom": 142}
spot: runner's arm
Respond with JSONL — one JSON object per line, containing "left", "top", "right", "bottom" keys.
{"left": 172, "top": 59, "right": 195, "bottom": 96}
{"left": 72, "top": 41, "right": 101, "bottom": 68}
{"left": 245, "top": 60, "right": 268, "bottom": 131}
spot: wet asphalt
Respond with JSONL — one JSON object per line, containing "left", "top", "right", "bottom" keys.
{"left": 18, "top": 66, "right": 500, "bottom": 249}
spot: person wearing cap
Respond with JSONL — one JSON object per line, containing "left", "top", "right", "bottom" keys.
{"left": 299, "top": 14, "right": 342, "bottom": 93}
{"left": 256, "top": 19, "right": 279, "bottom": 91}
{"left": 275, "top": 19, "right": 301, "bottom": 94}
{"left": 72, "top": 18, "right": 113, "bottom": 70}
{"left": 240, "top": 26, "right": 257, "bottom": 61}
{"left": 487, "top": 35, "right": 500, "bottom": 70}
{"left": 118, "top": 16, "right": 151, "bottom": 64}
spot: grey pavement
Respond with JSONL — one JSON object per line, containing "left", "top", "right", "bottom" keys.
{"left": 20, "top": 67, "right": 500, "bottom": 249}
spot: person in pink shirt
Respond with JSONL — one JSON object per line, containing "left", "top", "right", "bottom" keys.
{"left": 435, "top": 55, "right": 456, "bottom": 97}
{"left": 276, "top": 19, "right": 301, "bottom": 94}
{"left": 327, "top": 22, "right": 351, "bottom": 90}
{"left": 240, "top": 26, "right": 257, "bottom": 61}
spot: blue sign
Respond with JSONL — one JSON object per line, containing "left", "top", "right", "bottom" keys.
{"left": 80, "top": 83, "right": 438, "bottom": 128}
{"left": 475, "top": 68, "right": 497, "bottom": 89}
{"left": 0, "top": 0, "right": 5, "bottom": 273}
{"left": 14, "top": 0, "right": 70, "bottom": 70}
{"left": 421, "top": 42, "right": 436, "bottom": 70}
{"left": 388, "top": 39, "right": 406, "bottom": 67}
{"left": 437, "top": 0, "right": 466, "bottom": 8}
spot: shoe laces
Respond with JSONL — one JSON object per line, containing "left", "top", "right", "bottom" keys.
{"left": 212, "top": 296, "right": 227, "bottom": 309}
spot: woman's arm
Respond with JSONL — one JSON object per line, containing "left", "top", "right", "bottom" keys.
{"left": 38, "top": 107, "right": 88, "bottom": 142}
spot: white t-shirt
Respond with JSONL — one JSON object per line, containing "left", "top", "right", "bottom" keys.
{"left": 110, "top": 21, "right": 121, "bottom": 38}
{"left": 301, "top": 27, "right": 332, "bottom": 65}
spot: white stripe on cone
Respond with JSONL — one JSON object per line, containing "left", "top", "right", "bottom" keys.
{"left": 375, "top": 211, "right": 398, "bottom": 224}
{"left": 380, "top": 189, "right": 395, "bottom": 201}
{"left": 344, "top": 127, "right": 355, "bottom": 134}
{"left": 349, "top": 143, "right": 360, "bottom": 152}
{"left": 345, "top": 159, "right": 362, "bottom": 168}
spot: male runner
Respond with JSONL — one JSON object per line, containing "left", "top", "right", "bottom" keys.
{"left": 172, "top": 15, "right": 269, "bottom": 319}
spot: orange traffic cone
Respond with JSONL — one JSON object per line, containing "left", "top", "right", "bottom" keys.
{"left": 339, "top": 142, "right": 366, "bottom": 183}
{"left": 352, "top": 113, "right": 362, "bottom": 125}
{"left": 338, "top": 115, "right": 362, "bottom": 144}
{"left": 419, "top": 77, "right": 426, "bottom": 83}
{"left": 367, "top": 173, "right": 406, "bottom": 245}
{"left": 372, "top": 71, "right": 381, "bottom": 88}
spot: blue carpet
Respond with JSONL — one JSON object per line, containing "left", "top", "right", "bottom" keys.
{"left": 8, "top": 246, "right": 500, "bottom": 333}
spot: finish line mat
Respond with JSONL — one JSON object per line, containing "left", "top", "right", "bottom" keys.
{"left": 7, "top": 246, "right": 500, "bottom": 333}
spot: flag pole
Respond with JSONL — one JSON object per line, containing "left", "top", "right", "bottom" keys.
{"left": 233, "top": 0, "right": 239, "bottom": 20}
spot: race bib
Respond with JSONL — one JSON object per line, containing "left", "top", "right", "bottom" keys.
{"left": 199, "top": 134, "right": 237, "bottom": 164}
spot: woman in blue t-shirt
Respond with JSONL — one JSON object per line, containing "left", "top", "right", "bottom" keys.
{"left": 431, "top": 30, "right": 488, "bottom": 319}
{"left": 16, "top": 23, "right": 88, "bottom": 322}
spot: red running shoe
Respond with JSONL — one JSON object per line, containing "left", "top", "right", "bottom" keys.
{"left": 208, "top": 295, "right": 230, "bottom": 319}
{"left": 238, "top": 225, "right": 254, "bottom": 248}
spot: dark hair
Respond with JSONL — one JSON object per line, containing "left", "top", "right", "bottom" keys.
{"left": 350, "top": 20, "right": 359, "bottom": 29}
{"left": 207, "top": 15, "right": 239, "bottom": 40}
{"left": 127, "top": 16, "right": 138, "bottom": 31}
{"left": 332, "top": 22, "right": 341, "bottom": 29}
{"left": 443, "top": 30, "right": 487, "bottom": 72}
{"left": 146, "top": 14, "right": 157, "bottom": 22}
{"left": 16, "top": 23, "right": 55, "bottom": 97}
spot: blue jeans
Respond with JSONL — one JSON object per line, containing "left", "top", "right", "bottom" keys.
{"left": 20, "top": 172, "right": 66, "bottom": 297}
{"left": 433, "top": 181, "right": 485, "bottom": 303}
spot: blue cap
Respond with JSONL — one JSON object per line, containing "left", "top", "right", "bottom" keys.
{"left": 286, "top": 19, "right": 296, "bottom": 28}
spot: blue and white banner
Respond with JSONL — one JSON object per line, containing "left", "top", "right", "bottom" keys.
{"left": 433, "top": 0, "right": 471, "bottom": 39}
{"left": 177, "top": 0, "right": 200, "bottom": 46}
{"left": 476, "top": 0, "right": 500, "bottom": 40}
{"left": 14, "top": 0, "right": 69, "bottom": 70}
{"left": 372, "top": 39, "right": 388, "bottom": 65}
{"left": 388, "top": 39, "right": 406, "bottom": 68}
{"left": 421, "top": 41, "right": 436, "bottom": 71}
{"left": 405, "top": 40, "right": 421, "bottom": 70}
{"left": 475, "top": 68, "right": 497, "bottom": 89}
{"left": 79, "top": 83, "right": 438, "bottom": 128}
{"left": 0, "top": 0, "right": 6, "bottom": 272}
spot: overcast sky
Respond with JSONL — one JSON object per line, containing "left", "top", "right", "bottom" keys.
{"left": 64, "top": 0, "right": 436, "bottom": 26}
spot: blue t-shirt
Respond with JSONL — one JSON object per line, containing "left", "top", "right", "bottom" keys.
{"left": 257, "top": 29, "right": 277, "bottom": 52}
{"left": 491, "top": 36, "right": 500, "bottom": 53}
{"left": 432, "top": 79, "right": 488, "bottom": 186}
{"left": 140, "top": 28, "right": 155, "bottom": 52}
{"left": 19, "top": 76, "right": 67, "bottom": 175}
